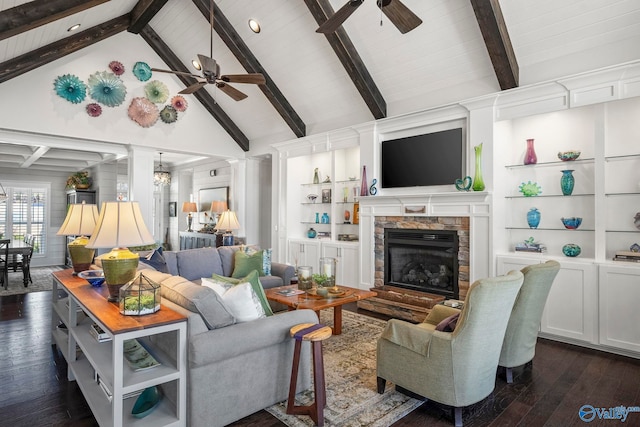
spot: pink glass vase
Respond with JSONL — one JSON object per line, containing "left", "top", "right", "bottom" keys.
{"left": 524, "top": 138, "right": 537, "bottom": 165}
{"left": 360, "top": 166, "right": 369, "bottom": 197}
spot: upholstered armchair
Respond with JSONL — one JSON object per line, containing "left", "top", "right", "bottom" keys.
{"left": 499, "top": 260, "right": 561, "bottom": 383}
{"left": 376, "top": 270, "right": 524, "bottom": 427}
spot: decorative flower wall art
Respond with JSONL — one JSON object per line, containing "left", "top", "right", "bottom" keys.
{"left": 128, "top": 97, "right": 159, "bottom": 128}
{"left": 159, "top": 105, "right": 178, "bottom": 123}
{"left": 144, "top": 80, "right": 169, "bottom": 103}
{"left": 54, "top": 74, "right": 87, "bottom": 104}
{"left": 53, "top": 59, "right": 186, "bottom": 127}
{"left": 171, "top": 95, "right": 188, "bottom": 112}
{"left": 88, "top": 71, "right": 127, "bottom": 107}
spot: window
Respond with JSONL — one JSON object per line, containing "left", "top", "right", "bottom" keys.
{"left": 0, "top": 185, "right": 48, "bottom": 255}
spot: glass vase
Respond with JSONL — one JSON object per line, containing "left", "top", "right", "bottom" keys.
{"left": 472, "top": 143, "right": 485, "bottom": 191}
{"left": 524, "top": 138, "right": 537, "bottom": 165}
{"left": 560, "top": 170, "right": 575, "bottom": 196}
{"left": 360, "top": 166, "right": 369, "bottom": 197}
{"left": 527, "top": 207, "right": 541, "bottom": 229}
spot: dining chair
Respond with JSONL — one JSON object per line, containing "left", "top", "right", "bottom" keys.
{"left": 0, "top": 239, "right": 9, "bottom": 289}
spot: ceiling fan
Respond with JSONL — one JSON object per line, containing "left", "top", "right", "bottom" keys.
{"left": 151, "top": 0, "right": 265, "bottom": 100}
{"left": 316, "top": 0, "right": 422, "bottom": 34}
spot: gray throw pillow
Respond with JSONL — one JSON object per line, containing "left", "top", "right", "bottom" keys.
{"left": 160, "top": 275, "right": 235, "bottom": 329}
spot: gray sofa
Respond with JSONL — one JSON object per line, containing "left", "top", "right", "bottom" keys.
{"left": 137, "top": 246, "right": 317, "bottom": 427}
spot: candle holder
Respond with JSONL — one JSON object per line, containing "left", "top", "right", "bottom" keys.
{"left": 297, "top": 266, "right": 313, "bottom": 291}
{"left": 318, "top": 257, "right": 337, "bottom": 290}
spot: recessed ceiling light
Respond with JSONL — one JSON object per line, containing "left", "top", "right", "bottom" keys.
{"left": 192, "top": 59, "right": 202, "bottom": 71}
{"left": 248, "top": 19, "right": 261, "bottom": 33}
{"left": 67, "top": 24, "right": 81, "bottom": 32}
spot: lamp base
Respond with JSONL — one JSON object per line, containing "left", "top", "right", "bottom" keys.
{"left": 186, "top": 214, "right": 193, "bottom": 232}
{"left": 68, "top": 236, "right": 95, "bottom": 274}
{"left": 98, "top": 248, "right": 140, "bottom": 302}
{"left": 222, "top": 233, "right": 234, "bottom": 246}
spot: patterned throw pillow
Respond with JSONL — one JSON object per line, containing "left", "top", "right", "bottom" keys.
{"left": 241, "top": 246, "right": 272, "bottom": 276}
{"left": 201, "top": 276, "right": 266, "bottom": 322}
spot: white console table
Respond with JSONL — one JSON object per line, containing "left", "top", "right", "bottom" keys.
{"left": 51, "top": 269, "right": 187, "bottom": 427}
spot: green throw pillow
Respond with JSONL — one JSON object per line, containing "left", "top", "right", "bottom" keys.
{"left": 232, "top": 250, "right": 264, "bottom": 278}
{"left": 211, "top": 270, "right": 273, "bottom": 316}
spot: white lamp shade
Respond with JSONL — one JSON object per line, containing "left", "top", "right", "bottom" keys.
{"left": 57, "top": 203, "right": 99, "bottom": 236}
{"left": 217, "top": 210, "right": 240, "bottom": 231}
{"left": 86, "top": 201, "right": 155, "bottom": 248}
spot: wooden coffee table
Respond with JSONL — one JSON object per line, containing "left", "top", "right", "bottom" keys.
{"left": 265, "top": 285, "right": 376, "bottom": 335}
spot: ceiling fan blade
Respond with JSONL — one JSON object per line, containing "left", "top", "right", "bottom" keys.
{"left": 316, "top": 0, "right": 364, "bottom": 33}
{"left": 151, "top": 68, "right": 201, "bottom": 79}
{"left": 197, "top": 54, "right": 218, "bottom": 75}
{"left": 220, "top": 73, "right": 266, "bottom": 85}
{"left": 179, "top": 81, "right": 208, "bottom": 95}
{"left": 216, "top": 82, "right": 248, "bottom": 101}
{"left": 379, "top": 0, "right": 422, "bottom": 34}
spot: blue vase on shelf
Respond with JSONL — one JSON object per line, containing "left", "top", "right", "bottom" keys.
{"left": 307, "top": 228, "right": 317, "bottom": 238}
{"left": 321, "top": 213, "right": 330, "bottom": 224}
{"left": 562, "top": 243, "right": 581, "bottom": 257}
{"left": 527, "top": 207, "right": 541, "bottom": 229}
{"left": 560, "top": 170, "right": 575, "bottom": 196}
{"left": 315, "top": 212, "right": 319, "bottom": 224}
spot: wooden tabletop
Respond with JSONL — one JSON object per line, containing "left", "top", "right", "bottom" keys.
{"left": 265, "top": 284, "right": 376, "bottom": 311}
{"left": 53, "top": 269, "right": 185, "bottom": 335}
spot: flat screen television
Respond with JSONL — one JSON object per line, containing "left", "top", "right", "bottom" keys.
{"left": 381, "top": 127, "right": 464, "bottom": 188}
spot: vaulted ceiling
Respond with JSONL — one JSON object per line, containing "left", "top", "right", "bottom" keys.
{"left": 0, "top": 0, "right": 639, "bottom": 171}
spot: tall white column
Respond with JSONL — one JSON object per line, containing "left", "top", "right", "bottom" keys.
{"left": 127, "top": 146, "right": 155, "bottom": 233}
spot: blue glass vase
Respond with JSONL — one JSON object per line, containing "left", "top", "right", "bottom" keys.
{"left": 527, "top": 207, "right": 541, "bottom": 229}
{"left": 562, "top": 243, "right": 581, "bottom": 257}
{"left": 307, "top": 228, "right": 317, "bottom": 238}
{"left": 560, "top": 170, "right": 575, "bottom": 196}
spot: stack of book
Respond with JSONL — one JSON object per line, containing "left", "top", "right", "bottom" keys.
{"left": 613, "top": 251, "right": 640, "bottom": 263}
{"left": 515, "top": 242, "right": 547, "bottom": 253}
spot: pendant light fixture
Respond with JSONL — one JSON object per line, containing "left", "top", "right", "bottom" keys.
{"left": 154, "top": 152, "right": 171, "bottom": 186}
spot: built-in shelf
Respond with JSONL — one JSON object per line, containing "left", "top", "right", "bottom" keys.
{"left": 605, "top": 154, "right": 640, "bottom": 161}
{"left": 505, "top": 227, "right": 595, "bottom": 231}
{"left": 505, "top": 158, "right": 595, "bottom": 169}
{"left": 505, "top": 193, "right": 595, "bottom": 199}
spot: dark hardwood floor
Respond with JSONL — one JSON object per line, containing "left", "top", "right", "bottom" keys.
{"left": 1, "top": 291, "right": 640, "bottom": 426}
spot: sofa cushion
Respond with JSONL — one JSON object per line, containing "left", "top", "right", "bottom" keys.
{"left": 216, "top": 246, "right": 237, "bottom": 277}
{"left": 232, "top": 250, "right": 264, "bottom": 277}
{"left": 160, "top": 275, "right": 235, "bottom": 329}
{"left": 210, "top": 270, "right": 273, "bottom": 316}
{"left": 139, "top": 247, "right": 169, "bottom": 273}
{"left": 175, "top": 247, "right": 224, "bottom": 281}
{"left": 202, "top": 278, "right": 265, "bottom": 322}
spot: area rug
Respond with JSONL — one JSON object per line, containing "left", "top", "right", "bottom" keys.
{"left": 266, "top": 310, "right": 423, "bottom": 427}
{"left": 0, "top": 265, "right": 65, "bottom": 296}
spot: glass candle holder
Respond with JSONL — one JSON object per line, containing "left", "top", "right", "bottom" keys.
{"left": 318, "top": 257, "right": 337, "bottom": 288}
{"left": 298, "top": 266, "right": 313, "bottom": 291}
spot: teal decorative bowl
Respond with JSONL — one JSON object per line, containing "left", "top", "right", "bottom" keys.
{"left": 132, "top": 386, "right": 162, "bottom": 418}
{"left": 561, "top": 217, "right": 582, "bottom": 229}
{"left": 562, "top": 243, "right": 581, "bottom": 257}
{"left": 558, "top": 151, "right": 581, "bottom": 161}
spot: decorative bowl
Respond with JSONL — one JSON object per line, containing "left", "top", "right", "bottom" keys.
{"left": 78, "top": 269, "right": 105, "bottom": 287}
{"left": 558, "top": 151, "right": 581, "bottom": 161}
{"left": 132, "top": 386, "right": 162, "bottom": 418}
{"left": 561, "top": 217, "right": 582, "bottom": 229}
{"left": 307, "top": 194, "right": 318, "bottom": 203}
{"left": 518, "top": 181, "right": 542, "bottom": 197}
{"left": 562, "top": 243, "right": 581, "bottom": 257}
{"left": 315, "top": 287, "right": 329, "bottom": 297}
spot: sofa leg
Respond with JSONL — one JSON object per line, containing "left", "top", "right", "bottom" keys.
{"left": 453, "top": 407, "right": 463, "bottom": 426}
{"left": 377, "top": 377, "right": 386, "bottom": 394}
{"left": 505, "top": 367, "right": 514, "bottom": 384}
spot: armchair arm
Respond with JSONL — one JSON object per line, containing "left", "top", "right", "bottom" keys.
{"left": 380, "top": 318, "right": 452, "bottom": 356}
{"left": 271, "top": 262, "right": 295, "bottom": 285}
{"left": 424, "top": 304, "right": 462, "bottom": 326}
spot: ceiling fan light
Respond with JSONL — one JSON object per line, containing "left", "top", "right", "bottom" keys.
{"left": 192, "top": 59, "right": 202, "bottom": 71}
{"left": 248, "top": 19, "right": 261, "bottom": 33}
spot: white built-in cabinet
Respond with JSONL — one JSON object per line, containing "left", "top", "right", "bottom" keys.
{"left": 273, "top": 132, "right": 361, "bottom": 286}
{"left": 494, "top": 92, "right": 640, "bottom": 357}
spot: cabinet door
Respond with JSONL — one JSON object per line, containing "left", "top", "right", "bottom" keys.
{"left": 599, "top": 264, "right": 640, "bottom": 353}
{"left": 496, "top": 255, "right": 597, "bottom": 344}
{"left": 321, "top": 242, "right": 359, "bottom": 287}
{"left": 288, "top": 239, "right": 320, "bottom": 269}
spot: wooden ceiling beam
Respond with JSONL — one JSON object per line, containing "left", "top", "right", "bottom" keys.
{"left": 0, "top": 15, "right": 129, "bottom": 84}
{"left": 304, "top": 0, "right": 386, "bottom": 119}
{"left": 128, "top": 0, "right": 169, "bottom": 34}
{"left": 0, "top": 0, "right": 109, "bottom": 42}
{"left": 140, "top": 25, "right": 250, "bottom": 151}
{"left": 191, "top": 0, "right": 306, "bottom": 138}
{"left": 470, "top": 0, "right": 518, "bottom": 90}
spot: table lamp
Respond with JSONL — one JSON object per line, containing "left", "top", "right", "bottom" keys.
{"left": 216, "top": 210, "right": 240, "bottom": 246}
{"left": 56, "top": 201, "right": 100, "bottom": 274}
{"left": 86, "top": 201, "right": 155, "bottom": 302}
{"left": 182, "top": 202, "right": 197, "bottom": 232}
